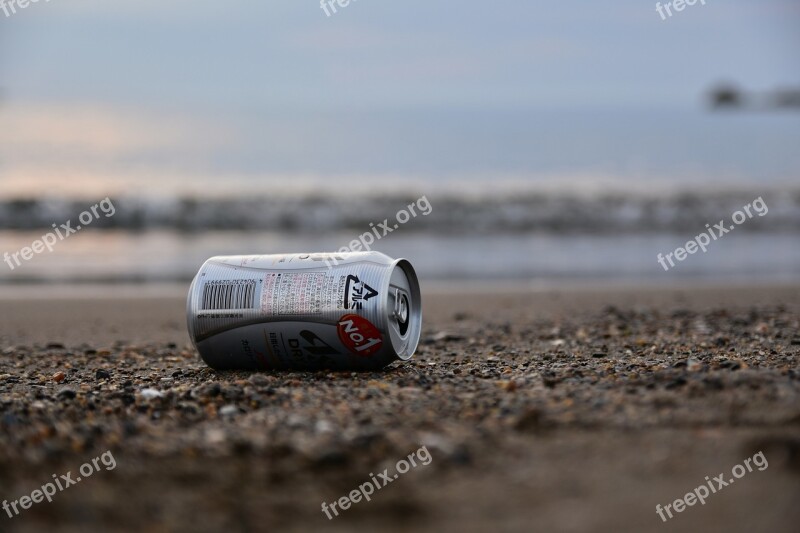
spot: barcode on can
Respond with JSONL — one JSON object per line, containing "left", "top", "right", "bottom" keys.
{"left": 201, "top": 280, "right": 257, "bottom": 310}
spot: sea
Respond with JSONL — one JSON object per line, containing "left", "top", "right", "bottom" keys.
{"left": 1, "top": 107, "right": 798, "bottom": 288}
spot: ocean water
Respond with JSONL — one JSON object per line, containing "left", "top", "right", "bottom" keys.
{"left": 1, "top": 106, "right": 798, "bottom": 286}
{"left": 0, "top": 188, "right": 797, "bottom": 285}
{"left": 2, "top": 230, "right": 799, "bottom": 285}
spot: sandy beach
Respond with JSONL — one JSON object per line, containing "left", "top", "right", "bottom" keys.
{"left": 0, "top": 283, "right": 798, "bottom": 532}
{"left": 3, "top": 2, "right": 799, "bottom": 532}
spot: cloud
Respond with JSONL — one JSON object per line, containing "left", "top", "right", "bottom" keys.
{"left": 0, "top": 103, "right": 234, "bottom": 155}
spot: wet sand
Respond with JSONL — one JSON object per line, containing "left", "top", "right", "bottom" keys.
{"left": 0, "top": 283, "right": 799, "bottom": 532}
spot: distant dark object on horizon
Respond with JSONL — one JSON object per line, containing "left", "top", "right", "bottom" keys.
{"left": 709, "top": 84, "right": 744, "bottom": 108}
{"left": 709, "top": 83, "right": 800, "bottom": 111}
{"left": 773, "top": 89, "right": 800, "bottom": 109}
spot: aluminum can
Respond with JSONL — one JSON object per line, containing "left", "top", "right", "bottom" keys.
{"left": 186, "top": 251, "right": 421, "bottom": 370}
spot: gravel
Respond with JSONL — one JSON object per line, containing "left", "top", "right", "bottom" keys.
{"left": 0, "top": 295, "right": 799, "bottom": 532}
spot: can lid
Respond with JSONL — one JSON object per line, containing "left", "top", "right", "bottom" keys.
{"left": 386, "top": 259, "right": 421, "bottom": 360}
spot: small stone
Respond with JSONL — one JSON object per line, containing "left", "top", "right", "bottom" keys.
{"left": 248, "top": 374, "right": 271, "bottom": 387}
{"left": 46, "top": 342, "right": 65, "bottom": 349}
{"left": 431, "top": 331, "right": 465, "bottom": 342}
{"left": 315, "top": 419, "right": 334, "bottom": 433}
{"left": 140, "top": 388, "right": 163, "bottom": 400}
{"left": 687, "top": 358, "right": 702, "bottom": 372}
{"left": 204, "top": 428, "right": 226, "bottom": 445}
{"left": 592, "top": 352, "right": 607, "bottom": 358}
{"left": 200, "top": 382, "right": 222, "bottom": 397}
{"left": 219, "top": 405, "right": 239, "bottom": 417}
{"left": 96, "top": 369, "right": 112, "bottom": 380}
{"left": 312, "top": 448, "right": 349, "bottom": 467}
{"left": 719, "top": 359, "right": 744, "bottom": 371}
{"left": 498, "top": 380, "right": 517, "bottom": 392}
{"left": 57, "top": 387, "right": 77, "bottom": 400}
{"left": 514, "top": 407, "right": 551, "bottom": 432}
{"left": 542, "top": 375, "right": 560, "bottom": 388}
{"left": 665, "top": 377, "right": 687, "bottom": 389}
{"left": 52, "top": 371, "right": 66, "bottom": 383}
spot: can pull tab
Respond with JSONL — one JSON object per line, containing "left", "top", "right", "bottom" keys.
{"left": 392, "top": 289, "right": 410, "bottom": 335}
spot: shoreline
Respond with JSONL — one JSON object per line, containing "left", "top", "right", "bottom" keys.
{"left": 0, "top": 278, "right": 798, "bottom": 298}
{"left": 1, "top": 282, "right": 798, "bottom": 348}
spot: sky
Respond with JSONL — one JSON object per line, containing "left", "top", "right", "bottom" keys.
{"left": 0, "top": 0, "right": 799, "bottom": 197}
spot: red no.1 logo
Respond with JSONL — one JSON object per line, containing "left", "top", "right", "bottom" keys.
{"left": 337, "top": 314, "right": 383, "bottom": 356}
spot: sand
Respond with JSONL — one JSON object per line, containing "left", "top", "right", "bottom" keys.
{"left": 0, "top": 283, "right": 799, "bottom": 532}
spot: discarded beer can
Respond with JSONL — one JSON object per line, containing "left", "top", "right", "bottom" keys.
{"left": 186, "top": 251, "right": 421, "bottom": 370}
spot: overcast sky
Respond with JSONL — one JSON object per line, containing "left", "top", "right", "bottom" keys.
{"left": 1, "top": 1, "right": 798, "bottom": 197}
{"left": 2, "top": 0, "right": 798, "bottom": 109}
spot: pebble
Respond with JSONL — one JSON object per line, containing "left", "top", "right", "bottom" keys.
{"left": 140, "top": 388, "right": 164, "bottom": 400}
{"left": 248, "top": 374, "right": 271, "bottom": 387}
{"left": 687, "top": 358, "right": 703, "bottom": 372}
{"left": 219, "top": 405, "right": 239, "bottom": 417}
{"left": 57, "top": 387, "right": 77, "bottom": 400}
{"left": 0, "top": 305, "right": 796, "bottom": 529}
{"left": 429, "top": 331, "right": 466, "bottom": 342}
{"left": 498, "top": 380, "right": 518, "bottom": 392}
{"left": 514, "top": 408, "right": 548, "bottom": 432}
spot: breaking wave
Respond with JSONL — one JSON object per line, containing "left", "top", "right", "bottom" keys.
{"left": 0, "top": 189, "right": 798, "bottom": 234}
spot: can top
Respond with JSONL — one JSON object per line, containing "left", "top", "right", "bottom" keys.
{"left": 385, "top": 259, "right": 421, "bottom": 360}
